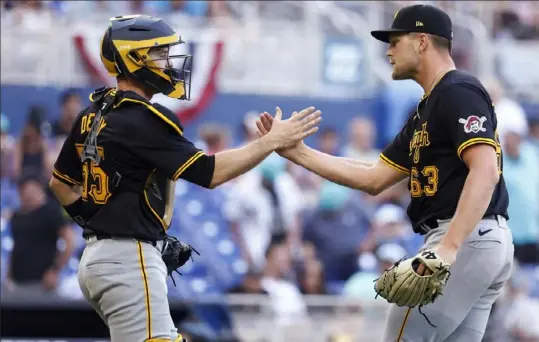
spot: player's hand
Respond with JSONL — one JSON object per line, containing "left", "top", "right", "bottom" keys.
{"left": 432, "top": 243, "right": 458, "bottom": 265}
{"left": 256, "top": 111, "right": 303, "bottom": 159}
{"left": 415, "top": 244, "right": 457, "bottom": 276}
{"left": 263, "top": 106, "right": 321, "bottom": 150}
{"left": 42, "top": 269, "right": 59, "bottom": 291}
{"left": 256, "top": 109, "right": 316, "bottom": 157}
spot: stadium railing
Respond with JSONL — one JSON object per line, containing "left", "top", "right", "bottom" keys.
{"left": 1, "top": 293, "right": 389, "bottom": 341}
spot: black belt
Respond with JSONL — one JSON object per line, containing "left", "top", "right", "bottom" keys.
{"left": 417, "top": 214, "right": 499, "bottom": 234}
{"left": 86, "top": 234, "right": 157, "bottom": 247}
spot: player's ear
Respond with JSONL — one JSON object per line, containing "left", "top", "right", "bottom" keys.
{"left": 415, "top": 33, "right": 428, "bottom": 54}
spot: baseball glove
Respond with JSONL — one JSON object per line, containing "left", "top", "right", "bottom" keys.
{"left": 161, "top": 235, "right": 200, "bottom": 286}
{"left": 374, "top": 249, "right": 451, "bottom": 308}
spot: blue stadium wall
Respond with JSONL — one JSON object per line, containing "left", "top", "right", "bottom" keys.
{"left": 1, "top": 85, "right": 387, "bottom": 146}
{"left": 3, "top": 85, "right": 537, "bottom": 147}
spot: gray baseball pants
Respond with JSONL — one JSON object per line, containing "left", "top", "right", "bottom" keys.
{"left": 77, "top": 236, "right": 183, "bottom": 342}
{"left": 383, "top": 215, "right": 514, "bottom": 342}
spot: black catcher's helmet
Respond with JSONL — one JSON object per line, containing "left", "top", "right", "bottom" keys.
{"left": 100, "top": 14, "right": 191, "bottom": 100}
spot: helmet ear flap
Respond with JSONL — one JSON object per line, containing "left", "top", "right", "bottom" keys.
{"left": 100, "top": 26, "right": 122, "bottom": 77}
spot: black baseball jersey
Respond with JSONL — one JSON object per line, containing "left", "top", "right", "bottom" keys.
{"left": 52, "top": 87, "right": 215, "bottom": 241}
{"left": 380, "top": 70, "right": 509, "bottom": 232}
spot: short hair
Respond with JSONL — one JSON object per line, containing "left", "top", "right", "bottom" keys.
{"left": 429, "top": 34, "right": 452, "bottom": 53}
{"left": 60, "top": 88, "right": 81, "bottom": 106}
{"left": 319, "top": 127, "right": 338, "bottom": 138}
{"left": 17, "top": 172, "right": 43, "bottom": 188}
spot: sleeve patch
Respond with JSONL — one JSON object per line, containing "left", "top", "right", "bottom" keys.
{"left": 458, "top": 115, "right": 488, "bottom": 134}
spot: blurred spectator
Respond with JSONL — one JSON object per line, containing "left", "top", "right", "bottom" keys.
{"left": 227, "top": 269, "right": 267, "bottom": 295}
{"left": 502, "top": 123, "right": 539, "bottom": 266}
{"left": 8, "top": 0, "right": 54, "bottom": 31}
{"left": 198, "top": 122, "right": 231, "bottom": 154}
{"left": 51, "top": 89, "right": 82, "bottom": 139}
{"left": 0, "top": 113, "right": 19, "bottom": 221}
{"left": 59, "top": 0, "right": 132, "bottom": 16}
{"left": 224, "top": 153, "right": 303, "bottom": 270}
{"left": 302, "top": 181, "right": 373, "bottom": 282}
{"left": 13, "top": 106, "right": 53, "bottom": 185}
{"left": 297, "top": 258, "right": 327, "bottom": 295}
{"left": 493, "top": 266, "right": 539, "bottom": 341}
{"left": 359, "top": 203, "right": 422, "bottom": 258}
{"left": 529, "top": 116, "right": 539, "bottom": 149}
{"left": 260, "top": 239, "right": 307, "bottom": 327}
{"left": 49, "top": 89, "right": 83, "bottom": 173}
{"left": 146, "top": 0, "right": 211, "bottom": 17}
{"left": 493, "top": 6, "right": 539, "bottom": 41}
{"left": 483, "top": 78, "right": 528, "bottom": 145}
{"left": 208, "top": 0, "right": 231, "bottom": 18}
{"left": 317, "top": 127, "right": 340, "bottom": 156}
{"left": 494, "top": 9, "right": 524, "bottom": 40}
{"left": 286, "top": 126, "right": 341, "bottom": 210}
{"left": 238, "top": 111, "right": 260, "bottom": 145}
{"left": 342, "top": 116, "right": 380, "bottom": 162}
{"left": 2, "top": 174, "right": 74, "bottom": 297}
{"left": 343, "top": 243, "right": 407, "bottom": 301}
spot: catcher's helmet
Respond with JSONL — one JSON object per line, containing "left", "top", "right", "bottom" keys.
{"left": 100, "top": 14, "right": 191, "bottom": 100}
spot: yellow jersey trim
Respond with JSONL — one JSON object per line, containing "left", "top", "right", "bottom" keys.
{"left": 52, "top": 168, "right": 81, "bottom": 186}
{"left": 172, "top": 151, "right": 205, "bottom": 181}
{"left": 89, "top": 88, "right": 116, "bottom": 102}
{"left": 457, "top": 138, "right": 497, "bottom": 159}
{"left": 137, "top": 242, "right": 152, "bottom": 340}
{"left": 397, "top": 308, "right": 412, "bottom": 341}
{"left": 113, "top": 98, "right": 183, "bottom": 136}
{"left": 379, "top": 153, "right": 410, "bottom": 175}
{"left": 143, "top": 169, "right": 168, "bottom": 230}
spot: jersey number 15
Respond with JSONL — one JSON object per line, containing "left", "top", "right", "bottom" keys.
{"left": 76, "top": 144, "right": 112, "bottom": 204}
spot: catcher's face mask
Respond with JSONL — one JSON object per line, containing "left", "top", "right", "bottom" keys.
{"left": 126, "top": 40, "right": 192, "bottom": 100}
{"left": 112, "top": 34, "right": 192, "bottom": 100}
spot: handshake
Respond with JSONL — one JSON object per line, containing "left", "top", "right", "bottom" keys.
{"left": 255, "top": 106, "right": 321, "bottom": 159}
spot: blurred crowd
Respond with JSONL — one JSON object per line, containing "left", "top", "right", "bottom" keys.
{"left": 1, "top": 76, "right": 538, "bottom": 339}
{"left": 0, "top": 0, "right": 232, "bottom": 26}
{"left": 2, "top": 1, "right": 539, "bottom": 41}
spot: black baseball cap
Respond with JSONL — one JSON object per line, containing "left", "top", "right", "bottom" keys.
{"left": 371, "top": 4, "right": 453, "bottom": 43}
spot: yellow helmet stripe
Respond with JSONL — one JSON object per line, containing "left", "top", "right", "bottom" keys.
{"left": 112, "top": 34, "right": 179, "bottom": 52}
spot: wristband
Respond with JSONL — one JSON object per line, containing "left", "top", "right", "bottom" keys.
{"left": 63, "top": 197, "right": 90, "bottom": 228}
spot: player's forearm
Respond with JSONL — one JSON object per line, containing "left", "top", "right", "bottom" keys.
{"left": 335, "top": 157, "right": 374, "bottom": 168}
{"left": 210, "top": 137, "right": 276, "bottom": 188}
{"left": 49, "top": 178, "right": 81, "bottom": 206}
{"left": 441, "top": 167, "right": 499, "bottom": 249}
{"left": 289, "top": 145, "right": 379, "bottom": 195}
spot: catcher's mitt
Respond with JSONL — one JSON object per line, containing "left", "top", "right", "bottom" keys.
{"left": 374, "top": 249, "right": 451, "bottom": 310}
{"left": 161, "top": 235, "right": 200, "bottom": 286}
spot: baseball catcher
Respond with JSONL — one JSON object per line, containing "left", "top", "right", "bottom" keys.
{"left": 49, "top": 14, "right": 321, "bottom": 342}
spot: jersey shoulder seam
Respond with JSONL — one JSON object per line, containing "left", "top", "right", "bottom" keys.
{"left": 112, "top": 98, "right": 184, "bottom": 136}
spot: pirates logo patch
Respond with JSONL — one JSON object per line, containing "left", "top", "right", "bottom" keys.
{"left": 458, "top": 115, "right": 487, "bottom": 134}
